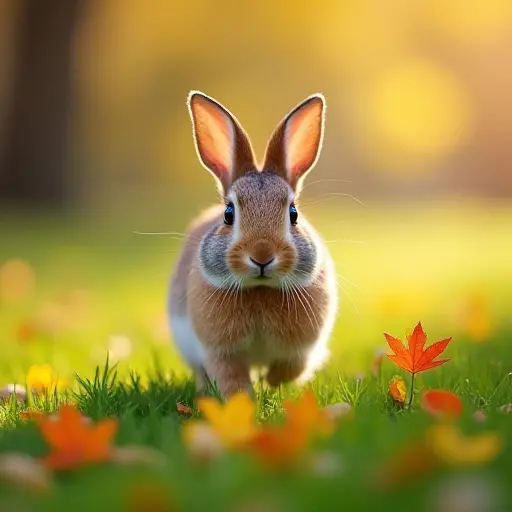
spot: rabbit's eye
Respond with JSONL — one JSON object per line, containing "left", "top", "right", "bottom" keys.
{"left": 224, "top": 202, "right": 235, "bottom": 225}
{"left": 289, "top": 204, "right": 298, "bottom": 226}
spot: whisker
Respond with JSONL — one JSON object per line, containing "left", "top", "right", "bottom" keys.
{"left": 299, "top": 192, "right": 365, "bottom": 208}
{"left": 288, "top": 275, "right": 320, "bottom": 332}
{"left": 338, "top": 283, "right": 361, "bottom": 321}
{"left": 299, "top": 178, "right": 354, "bottom": 194}
{"left": 132, "top": 230, "right": 203, "bottom": 242}
{"left": 336, "top": 273, "right": 363, "bottom": 293}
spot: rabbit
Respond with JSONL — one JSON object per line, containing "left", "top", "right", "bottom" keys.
{"left": 168, "top": 91, "right": 338, "bottom": 399}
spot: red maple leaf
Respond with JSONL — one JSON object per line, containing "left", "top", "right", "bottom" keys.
{"left": 384, "top": 322, "right": 452, "bottom": 375}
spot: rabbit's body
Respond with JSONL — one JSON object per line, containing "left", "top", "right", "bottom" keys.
{"left": 168, "top": 92, "right": 338, "bottom": 398}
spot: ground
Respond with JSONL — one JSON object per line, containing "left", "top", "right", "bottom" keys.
{"left": 0, "top": 202, "right": 510, "bottom": 511}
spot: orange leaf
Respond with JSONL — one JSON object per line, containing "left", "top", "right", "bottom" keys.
{"left": 421, "top": 390, "right": 463, "bottom": 419}
{"left": 176, "top": 402, "right": 194, "bottom": 416}
{"left": 388, "top": 376, "right": 407, "bottom": 403}
{"left": 384, "top": 322, "right": 452, "bottom": 375}
{"left": 249, "top": 423, "right": 309, "bottom": 468}
{"left": 249, "top": 391, "right": 336, "bottom": 468}
{"left": 283, "top": 391, "right": 334, "bottom": 439}
{"left": 35, "top": 404, "right": 118, "bottom": 471}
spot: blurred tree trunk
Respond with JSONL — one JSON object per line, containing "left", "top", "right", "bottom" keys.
{"left": 0, "top": 0, "right": 82, "bottom": 208}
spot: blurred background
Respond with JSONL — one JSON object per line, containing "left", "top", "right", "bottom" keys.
{"left": 0, "top": 0, "right": 511, "bottom": 383}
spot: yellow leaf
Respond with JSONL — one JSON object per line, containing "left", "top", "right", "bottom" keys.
{"left": 195, "top": 392, "right": 257, "bottom": 449}
{"left": 426, "top": 424, "right": 502, "bottom": 466}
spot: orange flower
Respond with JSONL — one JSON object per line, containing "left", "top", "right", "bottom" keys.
{"left": 35, "top": 404, "right": 118, "bottom": 470}
{"left": 388, "top": 376, "right": 407, "bottom": 404}
{"left": 421, "top": 390, "right": 463, "bottom": 419}
{"left": 384, "top": 322, "right": 452, "bottom": 375}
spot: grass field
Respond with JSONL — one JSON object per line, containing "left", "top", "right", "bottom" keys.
{"left": 0, "top": 201, "right": 511, "bottom": 511}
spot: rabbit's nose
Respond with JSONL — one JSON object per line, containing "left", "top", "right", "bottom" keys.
{"left": 250, "top": 240, "right": 275, "bottom": 268}
{"left": 249, "top": 257, "right": 275, "bottom": 269}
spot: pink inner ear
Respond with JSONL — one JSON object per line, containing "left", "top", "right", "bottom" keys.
{"left": 285, "top": 101, "right": 323, "bottom": 178}
{"left": 193, "top": 99, "right": 233, "bottom": 175}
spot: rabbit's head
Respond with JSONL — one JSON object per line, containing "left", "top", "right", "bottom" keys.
{"left": 188, "top": 91, "right": 326, "bottom": 290}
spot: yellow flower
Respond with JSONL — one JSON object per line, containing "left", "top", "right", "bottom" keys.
{"left": 426, "top": 424, "right": 502, "bottom": 466}
{"left": 388, "top": 376, "right": 407, "bottom": 403}
{"left": 193, "top": 392, "right": 258, "bottom": 449}
{"left": 26, "top": 364, "right": 70, "bottom": 394}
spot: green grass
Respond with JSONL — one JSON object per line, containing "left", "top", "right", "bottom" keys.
{"left": 1, "top": 201, "right": 511, "bottom": 511}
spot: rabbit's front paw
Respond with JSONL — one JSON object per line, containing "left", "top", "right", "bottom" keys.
{"left": 266, "top": 358, "right": 306, "bottom": 387}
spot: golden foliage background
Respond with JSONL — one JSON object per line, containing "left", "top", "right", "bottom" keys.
{"left": 1, "top": 0, "right": 512, "bottom": 212}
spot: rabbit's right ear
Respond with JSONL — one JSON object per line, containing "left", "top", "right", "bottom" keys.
{"left": 188, "top": 91, "right": 256, "bottom": 194}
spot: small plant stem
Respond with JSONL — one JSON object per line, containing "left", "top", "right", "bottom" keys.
{"left": 408, "top": 373, "right": 415, "bottom": 409}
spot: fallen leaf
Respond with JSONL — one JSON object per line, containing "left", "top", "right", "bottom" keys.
{"left": 426, "top": 424, "right": 502, "bottom": 466}
{"left": 20, "top": 410, "right": 44, "bottom": 422}
{"left": 35, "top": 404, "right": 118, "bottom": 470}
{"left": 176, "top": 402, "right": 194, "bottom": 416}
{"left": 384, "top": 322, "right": 452, "bottom": 375}
{"left": 388, "top": 376, "right": 407, "bottom": 404}
{"left": 421, "top": 390, "right": 463, "bottom": 419}
{"left": 0, "top": 453, "right": 52, "bottom": 492}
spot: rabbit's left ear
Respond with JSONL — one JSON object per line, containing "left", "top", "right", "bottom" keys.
{"left": 263, "top": 94, "right": 325, "bottom": 191}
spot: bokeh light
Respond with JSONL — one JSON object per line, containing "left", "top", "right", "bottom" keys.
{"left": 355, "top": 58, "right": 474, "bottom": 174}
